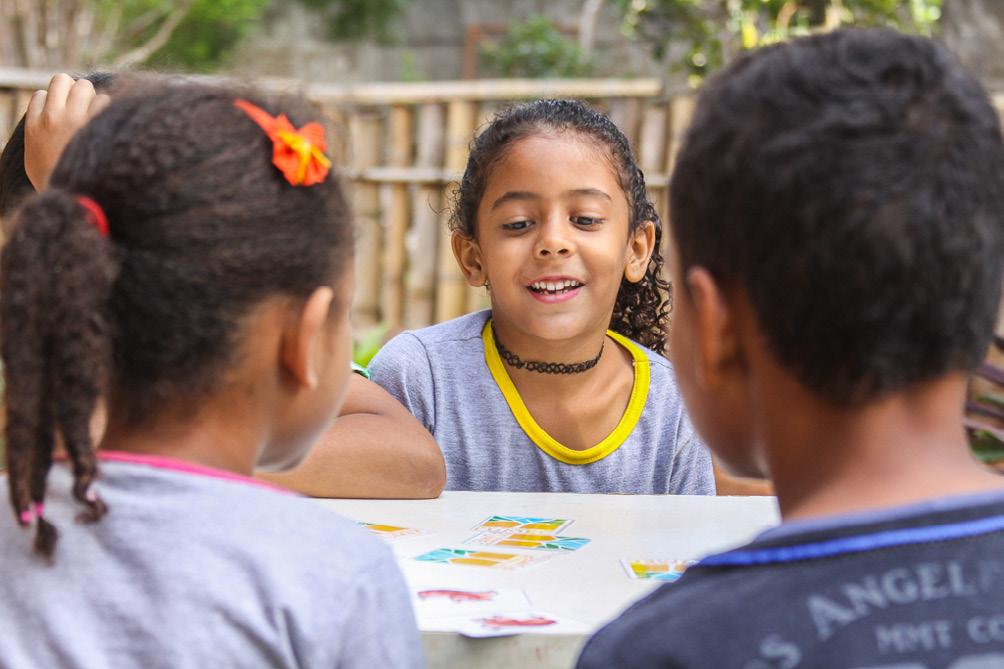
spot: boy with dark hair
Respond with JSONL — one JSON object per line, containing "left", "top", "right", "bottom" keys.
{"left": 578, "top": 28, "right": 1004, "bottom": 668}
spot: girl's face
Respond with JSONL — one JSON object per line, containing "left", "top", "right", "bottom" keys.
{"left": 260, "top": 264, "right": 355, "bottom": 471}
{"left": 459, "top": 132, "right": 652, "bottom": 343}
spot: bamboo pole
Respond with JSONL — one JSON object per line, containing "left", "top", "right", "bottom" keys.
{"left": 666, "top": 96, "right": 695, "bottom": 182}
{"left": 404, "top": 103, "right": 445, "bottom": 330}
{"left": 347, "top": 166, "right": 460, "bottom": 184}
{"left": 435, "top": 100, "right": 476, "bottom": 323}
{"left": 0, "top": 92, "right": 16, "bottom": 146}
{"left": 662, "top": 96, "right": 696, "bottom": 277}
{"left": 306, "top": 78, "right": 663, "bottom": 105}
{"left": 379, "top": 105, "right": 413, "bottom": 332}
{"left": 14, "top": 90, "right": 32, "bottom": 119}
{"left": 608, "top": 97, "right": 642, "bottom": 154}
{"left": 349, "top": 111, "right": 383, "bottom": 327}
{"left": 638, "top": 105, "right": 669, "bottom": 226}
{"left": 463, "top": 100, "right": 503, "bottom": 315}
{"left": 0, "top": 68, "right": 664, "bottom": 105}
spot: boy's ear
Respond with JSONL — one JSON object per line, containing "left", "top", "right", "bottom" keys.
{"left": 686, "top": 267, "right": 740, "bottom": 389}
{"left": 624, "top": 220, "right": 656, "bottom": 283}
{"left": 452, "top": 231, "right": 488, "bottom": 287}
{"left": 280, "top": 286, "right": 335, "bottom": 389}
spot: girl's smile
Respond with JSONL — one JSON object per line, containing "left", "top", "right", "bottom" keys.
{"left": 526, "top": 275, "right": 585, "bottom": 303}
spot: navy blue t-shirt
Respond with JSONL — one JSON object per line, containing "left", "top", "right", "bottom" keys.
{"left": 578, "top": 490, "right": 1004, "bottom": 669}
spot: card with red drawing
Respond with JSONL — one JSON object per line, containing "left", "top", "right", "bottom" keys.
{"left": 422, "top": 611, "right": 591, "bottom": 638}
{"left": 411, "top": 586, "right": 532, "bottom": 618}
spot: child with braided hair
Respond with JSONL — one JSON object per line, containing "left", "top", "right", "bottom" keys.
{"left": 0, "top": 73, "right": 446, "bottom": 500}
{"left": 0, "top": 81, "right": 421, "bottom": 667}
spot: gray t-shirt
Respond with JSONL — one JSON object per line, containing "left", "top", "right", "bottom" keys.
{"left": 370, "top": 310, "right": 714, "bottom": 494}
{"left": 0, "top": 454, "right": 423, "bottom": 669}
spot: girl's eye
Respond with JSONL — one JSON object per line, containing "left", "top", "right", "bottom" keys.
{"left": 502, "top": 220, "right": 532, "bottom": 231}
{"left": 572, "top": 216, "right": 604, "bottom": 227}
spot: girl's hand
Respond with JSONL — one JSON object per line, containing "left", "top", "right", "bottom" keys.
{"left": 24, "top": 74, "right": 111, "bottom": 190}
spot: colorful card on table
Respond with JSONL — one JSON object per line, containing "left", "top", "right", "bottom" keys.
{"left": 358, "top": 522, "right": 425, "bottom": 541}
{"left": 465, "top": 531, "right": 590, "bottom": 552}
{"left": 423, "top": 611, "right": 590, "bottom": 638}
{"left": 471, "top": 515, "right": 573, "bottom": 535}
{"left": 621, "top": 559, "right": 695, "bottom": 582}
{"left": 414, "top": 547, "right": 551, "bottom": 570}
{"left": 412, "top": 586, "right": 532, "bottom": 617}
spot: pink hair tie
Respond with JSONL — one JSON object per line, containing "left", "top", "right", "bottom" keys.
{"left": 76, "top": 196, "right": 110, "bottom": 238}
{"left": 17, "top": 502, "right": 45, "bottom": 525}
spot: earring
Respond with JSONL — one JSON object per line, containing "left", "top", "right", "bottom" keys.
{"left": 484, "top": 280, "right": 490, "bottom": 292}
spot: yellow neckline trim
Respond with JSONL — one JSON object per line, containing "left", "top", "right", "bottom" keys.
{"left": 483, "top": 319, "right": 650, "bottom": 465}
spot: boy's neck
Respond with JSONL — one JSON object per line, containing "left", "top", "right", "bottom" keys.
{"left": 758, "top": 371, "right": 1004, "bottom": 522}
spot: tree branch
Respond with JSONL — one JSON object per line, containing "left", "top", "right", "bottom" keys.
{"left": 112, "top": 0, "right": 193, "bottom": 69}
{"left": 13, "top": 0, "right": 43, "bottom": 68}
{"left": 89, "top": 4, "right": 122, "bottom": 66}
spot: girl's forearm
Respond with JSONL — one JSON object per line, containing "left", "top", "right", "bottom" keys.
{"left": 258, "top": 414, "right": 445, "bottom": 499}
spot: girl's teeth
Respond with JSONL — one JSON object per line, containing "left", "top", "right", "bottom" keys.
{"left": 529, "top": 280, "right": 581, "bottom": 293}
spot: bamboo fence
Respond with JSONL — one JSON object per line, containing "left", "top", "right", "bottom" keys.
{"left": 3, "top": 69, "right": 1004, "bottom": 335}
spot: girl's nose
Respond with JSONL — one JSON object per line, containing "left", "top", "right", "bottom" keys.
{"left": 534, "top": 218, "right": 573, "bottom": 258}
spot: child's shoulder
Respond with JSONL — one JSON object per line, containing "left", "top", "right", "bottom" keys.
{"left": 397, "top": 309, "right": 490, "bottom": 346}
{"left": 613, "top": 333, "right": 677, "bottom": 392}
{"left": 108, "top": 462, "right": 394, "bottom": 579}
{"left": 206, "top": 478, "right": 390, "bottom": 568}
{"left": 373, "top": 310, "right": 490, "bottom": 370}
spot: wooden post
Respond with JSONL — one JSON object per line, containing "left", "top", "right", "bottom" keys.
{"left": 608, "top": 97, "right": 642, "bottom": 154}
{"left": 463, "top": 100, "right": 502, "bottom": 314}
{"left": 349, "top": 111, "right": 384, "bottom": 328}
{"left": 379, "top": 105, "right": 413, "bottom": 332}
{"left": 0, "top": 92, "right": 16, "bottom": 146}
{"left": 404, "top": 103, "right": 445, "bottom": 330}
{"left": 435, "top": 100, "right": 476, "bottom": 323}
{"left": 638, "top": 104, "right": 668, "bottom": 225}
{"left": 666, "top": 95, "right": 695, "bottom": 182}
{"left": 664, "top": 95, "right": 696, "bottom": 265}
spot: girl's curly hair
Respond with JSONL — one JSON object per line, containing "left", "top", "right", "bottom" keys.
{"left": 449, "top": 99, "right": 670, "bottom": 353}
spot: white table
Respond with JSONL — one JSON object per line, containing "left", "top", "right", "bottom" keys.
{"left": 318, "top": 492, "right": 780, "bottom": 669}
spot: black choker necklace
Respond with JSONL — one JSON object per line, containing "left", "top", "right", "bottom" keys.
{"left": 492, "top": 324, "right": 603, "bottom": 374}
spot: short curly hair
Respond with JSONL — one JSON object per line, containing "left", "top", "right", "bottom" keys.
{"left": 671, "top": 28, "right": 1004, "bottom": 405}
{"left": 450, "top": 99, "right": 671, "bottom": 353}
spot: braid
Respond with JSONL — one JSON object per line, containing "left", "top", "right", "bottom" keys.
{"left": 2, "top": 192, "right": 117, "bottom": 558}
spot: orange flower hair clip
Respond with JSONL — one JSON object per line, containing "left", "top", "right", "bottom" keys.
{"left": 234, "top": 99, "right": 332, "bottom": 186}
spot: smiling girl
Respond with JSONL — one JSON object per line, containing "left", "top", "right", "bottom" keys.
{"left": 370, "top": 99, "right": 714, "bottom": 493}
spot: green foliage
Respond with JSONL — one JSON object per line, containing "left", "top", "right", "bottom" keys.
{"left": 353, "top": 325, "right": 388, "bottom": 368}
{"left": 970, "top": 428, "right": 1004, "bottom": 464}
{"left": 95, "top": 0, "right": 408, "bottom": 72}
{"left": 480, "top": 16, "right": 594, "bottom": 79}
{"left": 298, "top": 0, "right": 407, "bottom": 43}
{"left": 614, "top": 0, "right": 942, "bottom": 84}
{"left": 143, "top": 0, "right": 271, "bottom": 71}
